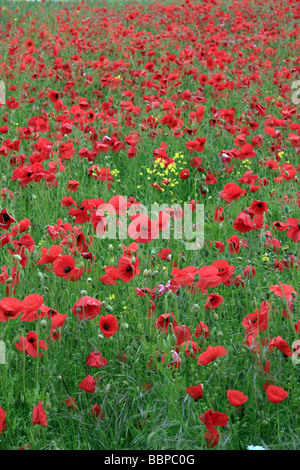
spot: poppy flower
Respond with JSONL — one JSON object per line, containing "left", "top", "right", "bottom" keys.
{"left": 269, "top": 283, "right": 297, "bottom": 301}
{"left": 53, "top": 255, "right": 83, "bottom": 281}
{"left": 86, "top": 352, "right": 108, "bottom": 368}
{"left": 200, "top": 409, "right": 229, "bottom": 448}
{"left": 155, "top": 313, "right": 177, "bottom": 333}
{"left": 63, "top": 398, "right": 78, "bottom": 410}
{"left": 186, "top": 383, "right": 203, "bottom": 400}
{"left": 249, "top": 200, "right": 268, "bottom": 215}
{"left": 78, "top": 375, "right": 96, "bottom": 394}
{"left": 0, "top": 407, "right": 6, "bottom": 434}
{"left": 197, "top": 345, "right": 227, "bottom": 365}
{"left": 128, "top": 214, "right": 159, "bottom": 244}
{"left": 179, "top": 169, "right": 190, "bottom": 179}
{"left": 72, "top": 297, "right": 102, "bottom": 321}
{"left": 227, "top": 235, "right": 241, "bottom": 254}
{"left": 36, "top": 245, "right": 62, "bottom": 265}
{"left": 0, "top": 297, "right": 23, "bottom": 322}
{"left": 15, "top": 331, "right": 48, "bottom": 357}
{"left": 227, "top": 390, "right": 249, "bottom": 406}
{"left": 197, "top": 266, "right": 222, "bottom": 293}
{"left": 19, "top": 294, "right": 44, "bottom": 322}
{"left": 194, "top": 321, "right": 210, "bottom": 339}
{"left": 32, "top": 402, "right": 47, "bottom": 426}
{"left": 214, "top": 206, "right": 225, "bottom": 223}
{"left": 205, "top": 294, "right": 224, "bottom": 310}
{"left": 91, "top": 404, "right": 105, "bottom": 421}
{"left": 233, "top": 212, "right": 255, "bottom": 233}
{"left": 173, "top": 325, "right": 192, "bottom": 346}
{"left": 286, "top": 218, "right": 300, "bottom": 243}
{"left": 219, "top": 183, "right": 246, "bottom": 202}
{"left": 99, "top": 314, "right": 118, "bottom": 338}
{"left": 266, "top": 385, "right": 288, "bottom": 403}
{"left": 0, "top": 209, "right": 16, "bottom": 230}
{"left": 117, "top": 255, "right": 140, "bottom": 282}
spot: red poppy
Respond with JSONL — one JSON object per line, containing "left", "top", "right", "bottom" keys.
{"left": 0, "top": 407, "right": 6, "bottom": 434}
{"left": 53, "top": 255, "right": 83, "bottom": 281}
{"left": 200, "top": 409, "right": 229, "bottom": 448}
{"left": 249, "top": 200, "right": 268, "bottom": 215}
{"left": 36, "top": 245, "right": 62, "bottom": 265}
{"left": 266, "top": 385, "right": 288, "bottom": 403}
{"left": 155, "top": 313, "right": 177, "bottom": 333}
{"left": 19, "top": 294, "right": 44, "bottom": 322}
{"left": 227, "top": 235, "right": 241, "bottom": 254}
{"left": 205, "top": 294, "right": 224, "bottom": 310}
{"left": 219, "top": 183, "right": 246, "bottom": 202}
{"left": 91, "top": 404, "right": 105, "bottom": 421}
{"left": 32, "top": 402, "right": 47, "bottom": 426}
{"left": 214, "top": 206, "right": 225, "bottom": 223}
{"left": 15, "top": 331, "right": 48, "bottom": 357}
{"left": 72, "top": 297, "right": 102, "bottom": 321}
{"left": 78, "top": 375, "right": 96, "bottom": 393}
{"left": 197, "top": 345, "right": 227, "bottom": 365}
{"left": 0, "top": 297, "right": 23, "bottom": 322}
{"left": 186, "top": 383, "right": 203, "bottom": 400}
{"left": 117, "top": 255, "right": 140, "bottom": 283}
{"left": 286, "top": 218, "right": 300, "bottom": 243}
{"left": 233, "top": 212, "right": 255, "bottom": 233}
{"left": 99, "top": 314, "right": 118, "bottom": 338}
{"left": 227, "top": 390, "right": 249, "bottom": 406}
{"left": 86, "top": 352, "right": 108, "bottom": 368}
{"left": 194, "top": 321, "right": 210, "bottom": 339}
{"left": 63, "top": 398, "right": 78, "bottom": 410}
{"left": 0, "top": 209, "right": 16, "bottom": 230}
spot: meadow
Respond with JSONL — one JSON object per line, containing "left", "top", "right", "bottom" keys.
{"left": 0, "top": 0, "right": 299, "bottom": 451}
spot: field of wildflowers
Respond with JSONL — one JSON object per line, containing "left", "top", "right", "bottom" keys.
{"left": 0, "top": 0, "right": 299, "bottom": 451}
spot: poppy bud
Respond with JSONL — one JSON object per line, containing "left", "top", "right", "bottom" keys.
{"left": 143, "top": 269, "right": 148, "bottom": 277}
{"left": 152, "top": 270, "right": 159, "bottom": 277}
{"left": 13, "top": 254, "right": 22, "bottom": 261}
{"left": 102, "top": 301, "right": 106, "bottom": 307}
{"left": 76, "top": 307, "right": 81, "bottom": 313}
{"left": 157, "top": 352, "right": 162, "bottom": 362}
{"left": 283, "top": 205, "right": 290, "bottom": 214}
{"left": 19, "top": 270, "right": 24, "bottom": 281}
{"left": 131, "top": 256, "right": 136, "bottom": 264}
{"left": 217, "top": 331, "right": 223, "bottom": 338}
{"left": 80, "top": 290, "right": 87, "bottom": 296}
{"left": 106, "top": 384, "right": 111, "bottom": 392}
{"left": 120, "top": 322, "right": 128, "bottom": 331}
{"left": 6, "top": 277, "right": 13, "bottom": 283}
{"left": 31, "top": 194, "right": 37, "bottom": 200}
{"left": 171, "top": 334, "right": 177, "bottom": 347}
{"left": 108, "top": 244, "right": 114, "bottom": 252}
{"left": 37, "top": 271, "right": 44, "bottom": 280}
{"left": 33, "top": 250, "right": 39, "bottom": 262}
{"left": 97, "top": 334, "right": 104, "bottom": 340}
{"left": 213, "top": 313, "right": 218, "bottom": 320}
{"left": 167, "top": 289, "right": 173, "bottom": 297}
{"left": 57, "top": 375, "right": 62, "bottom": 381}
{"left": 40, "top": 319, "right": 47, "bottom": 328}
{"left": 87, "top": 277, "right": 92, "bottom": 283}
{"left": 105, "top": 305, "right": 113, "bottom": 312}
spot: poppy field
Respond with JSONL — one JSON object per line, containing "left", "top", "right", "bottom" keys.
{"left": 0, "top": 0, "right": 300, "bottom": 451}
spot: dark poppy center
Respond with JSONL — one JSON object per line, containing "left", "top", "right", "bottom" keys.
{"left": 103, "top": 324, "right": 109, "bottom": 330}
{"left": 29, "top": 338, "right": 35, "bottom": 343}
{"left": 2, "top": 213, "right": 10, "bottom": 222}
{"left": 257, "top": 203, "right": 262, "bottom": 207}
{"left": 64, "top": 266, "right": 71, "bottom": 273}
{"left": 126, "top": 265, "right": 133, "bottom": 272}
